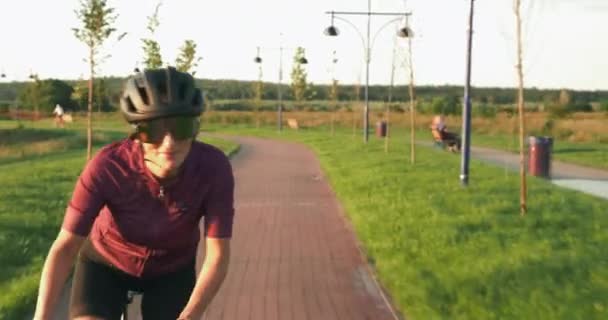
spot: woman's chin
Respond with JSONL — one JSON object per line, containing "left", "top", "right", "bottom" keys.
{"left": 155, "top": 161, "right": 179, "bottom": 178}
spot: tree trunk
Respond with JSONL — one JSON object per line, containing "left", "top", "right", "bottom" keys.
{"left": 515, "top": 0, "right": 527, "bottom": 215}
{"left": 386, "top": 36, "right": 396, "bottom": 154}
{"left": 384, "top": 105, "right": 390, "bottom": 153}
{"left": 331, "top": 105, "right": 335, "bottom": 137}
{"left": 408, "top": 37, "right": 416, "bottom": 164}
{"left": 87, "top": 46, "right": 95, "bottom": 161}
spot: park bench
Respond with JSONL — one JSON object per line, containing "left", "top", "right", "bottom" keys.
{"left": 430, "top": 126, "right": 461, "bottom": 153}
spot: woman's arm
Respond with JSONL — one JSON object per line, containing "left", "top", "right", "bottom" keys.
{"left": 178, "top": 237, "right": 231, "bottom": 320}
{"left": 33, "top": 229, "right": 85, "bottom": 320}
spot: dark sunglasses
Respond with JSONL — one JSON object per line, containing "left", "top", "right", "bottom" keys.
{"left": 133, "top": 116, "right": 199, "bottom": 144}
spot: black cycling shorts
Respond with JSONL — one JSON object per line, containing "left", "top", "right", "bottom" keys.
{"left": 69, "top": 249, "right": 195, "bottom": 320}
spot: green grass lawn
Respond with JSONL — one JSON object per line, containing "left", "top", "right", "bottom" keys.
{"left": 0, "top": 121, "right": 238, "bottom": 320}
{"left": 206, "top": 123, "right": 608, "bottom": 320}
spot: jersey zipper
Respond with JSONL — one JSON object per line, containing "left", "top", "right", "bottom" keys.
{"left": 158, "top": 185, "right": 165, "bottom": 200}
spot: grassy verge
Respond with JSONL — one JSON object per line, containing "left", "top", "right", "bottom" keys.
{"left": 206, "top": 124, "right": 608, "bottom": 319}
{"left": 0, "top": 122, "right": 238, "bottom": 320}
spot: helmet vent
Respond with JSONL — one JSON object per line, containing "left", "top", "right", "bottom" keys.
{"left": 157, "top": 80, "right": 168, "bottom": 103}
{"left": 137, "top": 87, "right": 149, "bottom": 105}
{"left": 125, "top": 97, "right": 136, "bottom": 112}
{"left": 178, "top": 84, "right": 187, "bottom": 101}
{"left": 192, "top": 89, "right": 202, "bottom": 106}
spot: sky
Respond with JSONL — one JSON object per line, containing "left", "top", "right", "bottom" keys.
{"left": 0, "top": 0, "right": 607, "bottom": 90}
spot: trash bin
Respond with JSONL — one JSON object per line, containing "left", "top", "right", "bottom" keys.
{"left": 528, "top": 136, "right": 553, "bottom": 178}
{"left": 376, "top": 121, "right": 387, "bottom": 138}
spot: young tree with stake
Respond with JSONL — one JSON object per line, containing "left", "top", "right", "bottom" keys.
{"left": 73, "top": 0, "right": 120, "bottom": 161}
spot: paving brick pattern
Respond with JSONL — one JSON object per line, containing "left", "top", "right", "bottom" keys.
{"left": 198, "top": 136, "right": 397, "bottom": 320}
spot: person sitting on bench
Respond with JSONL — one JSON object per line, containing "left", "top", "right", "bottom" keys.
{"left": 430, "top": 115, "right": 461, "bottom": 152}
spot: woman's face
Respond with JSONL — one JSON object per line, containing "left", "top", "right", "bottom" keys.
{"left": 141, "top": 134, "right": 193, "bottom": 179}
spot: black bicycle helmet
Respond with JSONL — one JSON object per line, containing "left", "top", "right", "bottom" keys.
{"left": 120, "top": 66, "right": 204, "bottom": 123}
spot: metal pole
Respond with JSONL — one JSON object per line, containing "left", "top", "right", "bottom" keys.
{"left": 363, "top": 0, "right": 371, "bottom": 143}
{"left": 278, "top": 46, "right": 283, "bottom": 132}
{"left": 460, "top": 0, "right": 475, "bottom": 186}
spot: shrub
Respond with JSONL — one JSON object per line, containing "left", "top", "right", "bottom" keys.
{"left": 598, "top": 100, "right": 608, "bottom": 112}
{"left": 547, "top": 104, "right": 570, "bottom": 118}
{"left": 472, "top": 104, "right": 497, "bottom": 118}
{"left": 566, "top": 102, "right": 593, "bottom": 113}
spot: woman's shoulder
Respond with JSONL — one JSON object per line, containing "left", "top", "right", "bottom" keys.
{"left": 88, "top": 139, "right": 136, "bottom": 169}
{"left": 191, "top": 141, "right": 229, "bottom": 160}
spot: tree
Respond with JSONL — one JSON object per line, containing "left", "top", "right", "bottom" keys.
{"left": 95, "top": 78, "right": 110, "bottom": 112}
{"left": 73, "top": 0, "right": 119, "bottom": 160}
{"left": 290, "top": 47, "right": 312, "bottom": 104}
{"left": 559, "top": 89, "right": 571, "bottom": 107}
{"left": 72, "top": 79, "right": 112, "bottom": 112}
{"left": 515, "top": 0, "right": 527, "bottom": 215}
{"left": 405, "top": 26, "right": 417, "bottom": 164}
{"left": 252, "top": 64, "right": 264, "bottom": 127}
{"left": 329, "top": 79, "right": 339, "bottom": 103}
{"left": 329, "top": 79, "right": 339, "bottom": 136}
{"left": 17, "top": 79, "right": 75, "bottom": 112}
{"left": 142, "top": 2, "right": 163, "bottom": 69}
{"left": 175, "top": 40, "right": 202, "bottom": 74}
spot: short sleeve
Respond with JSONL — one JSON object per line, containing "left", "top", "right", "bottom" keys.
{"left": 203, "top": 155, "right": 235, "bottom": 238}
{"left": 61, "top": 155, "right": 107, "bottom": 236}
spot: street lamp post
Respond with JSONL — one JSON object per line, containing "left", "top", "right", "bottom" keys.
{"left": 324, "top": 2, "right": 412, "bottom": 143}
{"left": 254, "top": 42, "right": 308, "bottom": 132}
{"left": 460, "top": 0, "right": 476, "bottom": 186}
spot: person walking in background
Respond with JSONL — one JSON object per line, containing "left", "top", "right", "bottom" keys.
{"left": 53, "top": 104, "right": 64, "bottom": 128}
{"left": 34, "top": 67, "right": 235, "bottom": 320}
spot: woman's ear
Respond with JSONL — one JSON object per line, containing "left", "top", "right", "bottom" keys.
{"left": 129, "top": 132, "right": 139, "bottom": 142}
{"left": 192, "top": 119, "right": 201, "bottom": 140}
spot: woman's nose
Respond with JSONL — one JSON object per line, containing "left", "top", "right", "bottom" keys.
{"left": 158, "top": 131, "right": 176, "bottom": 148}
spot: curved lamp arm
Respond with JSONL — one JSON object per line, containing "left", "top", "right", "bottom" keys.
{"left": 333, "top": 16, "right": 367, "bottom": 58}
{"left": 370, "top": 17, "right": 405, "bottom": 53}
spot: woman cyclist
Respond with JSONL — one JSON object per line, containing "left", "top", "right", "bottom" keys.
{"left": 34, "top": 67, "right": 235, "bottom": 320}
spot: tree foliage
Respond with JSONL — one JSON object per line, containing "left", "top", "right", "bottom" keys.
{"left": 142, "top": 39, "right": 163, "bottom": 69}
{"left": 3, "top": 79, "right": 608, "bottom": 110}
{"left": 175, "top": 40, "right": 202, "bottom": 74}
{"left": 72, "top": 0, "right": 118, "bottom": 49}
{"left": 290, "top": 47, "right": 314, "bottom": 102}
{"left": 428, "top": 95, "right": 461, "bottom": 115}
{"left": 252, "top": 64, "right": 264, "bottom": 102}
{"left": 329, "top": 79, "right": 339, "bottom": 109}
{"left": 73, "top": 0, "right": 119, "bottom": 160}
{"left": 17, "top": 79, "right": 76, "bottom": 112}
{"left": 142, "top": 2, "right": 163, "bottom": 69}
{"left": 72, "top": 79, "right": 112, "bottom": 112}
{"left": 559, "top": 89, "right": 571, "bottom": 106}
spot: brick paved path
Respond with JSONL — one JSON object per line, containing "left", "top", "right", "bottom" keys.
{"left": 198, "top": 136, "right": 398, "bottom": 320}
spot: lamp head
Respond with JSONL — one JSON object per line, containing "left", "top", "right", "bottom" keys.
{"left": 397, "top": 26, "right": 414, "bottom": 38}
{"left": 324, "top": 25, "right": 339, "bottom": 36}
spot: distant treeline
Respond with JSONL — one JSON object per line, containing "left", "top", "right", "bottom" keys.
{"left": 1, "top": 76, "right": 607, "bottom": 114}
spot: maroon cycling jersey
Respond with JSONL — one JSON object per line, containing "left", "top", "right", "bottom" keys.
{"left": 61, "top": 138, "right": 234, "bottom": 277}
